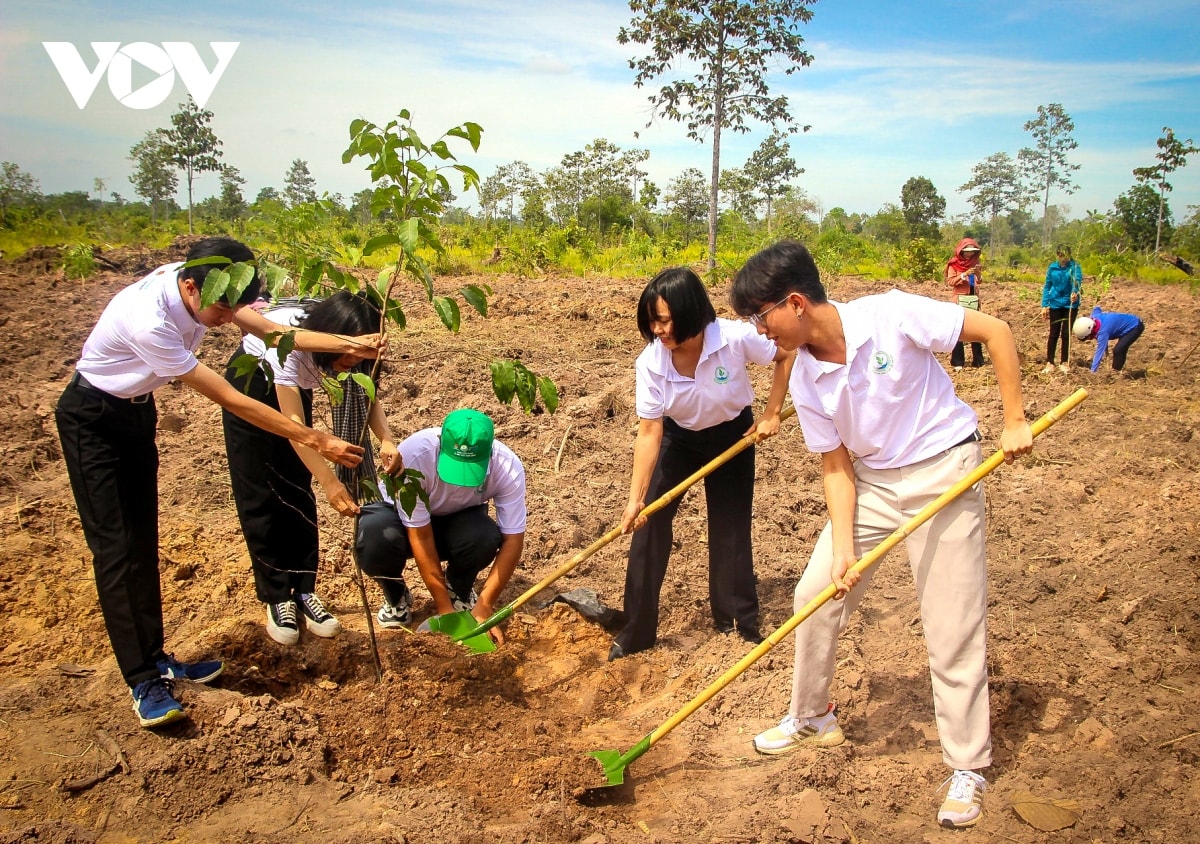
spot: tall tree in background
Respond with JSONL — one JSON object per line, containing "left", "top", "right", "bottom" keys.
{"left": 1132, "top": 126, "right": 1198, "bottom": 253}
{"left": 959, "top": 152, "right": 1027, "bottom": 247}
{"left": 619, "top": 0, "right": 817, "bottom": 272}
{"left": 1018, "top": 103, "right": 1079, "bottom": 246}
{"left": 900, "top": 176, "right": 945, "bottom": 240}
{"left": 744, "top": 129, "right": 802, "bottom": 232}
{"left": 284, "top": 159, "right": 318, "bottom": 207}
{"left": 164, "top": 97, "right": 224, "bottom": 233}
{"left": 128, "top": 130, "right": 178, "bottom": 224}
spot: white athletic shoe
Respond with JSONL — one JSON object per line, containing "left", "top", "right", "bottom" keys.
{"left": 753, "top": 705, "right": 845, "bottom": 755}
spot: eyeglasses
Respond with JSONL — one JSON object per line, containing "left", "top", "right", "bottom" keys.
{"left": 748, "top": 296, "right": 792, "bottom": 328}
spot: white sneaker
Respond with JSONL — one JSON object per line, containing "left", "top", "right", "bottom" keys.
{"left": 1041, "top": 362, "right": 1056, "bottom": 374}
{"left": 266, "top": 600, "right": 300, "bottom": 646}
{"left": 297, "top": 592, "right": 342, "bottom": 638}
{"left": 1058, "top": 363, "right": 1070, "bottom": 373}
{"left": 753, "top": 705, "right": 845, "bottom": 755}
{"left": 937, "top": 769, "right": 987, "bottom": 828}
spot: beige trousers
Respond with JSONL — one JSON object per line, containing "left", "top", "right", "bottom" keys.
{"left": 788, "top": 440, "right": 990, "bottom": 770}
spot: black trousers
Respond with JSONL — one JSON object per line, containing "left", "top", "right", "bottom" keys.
{"left": 1046, "top": 306, "right": 1080, "bottom": 363}
{"left": 1111, "top": 320, "right": 1145, "bottom": 371}
{"left": 950, "top": 341, "right": 984, "bottom": 368}
{"left": 55, "top": 379, "right": 165, "bottom": 688}
{"left": 616, "top": 407, "right": 759, "bottom": 654}
{"left": 222, "top": 358, "right": 318, "bottom": 603}
{"left": 355, "top": 501, "right": 501, "bottom": 606}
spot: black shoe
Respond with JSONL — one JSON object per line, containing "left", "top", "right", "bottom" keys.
{"left": 714, "top": 622, "right": 734, "bottom": 634}
{"left": 739, "top": 629, "right": 764, "bottom": 645}
{"left": 608, "top": 643, "right": 626, "bottom": 661}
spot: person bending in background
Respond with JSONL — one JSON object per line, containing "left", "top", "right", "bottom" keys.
{"left": 55, "top": 237, "right": 378, "bottom": 728}
{"left": 1073, "top": 306, "right": 1145, "bottom": 374}
{"left": 1040, "top": 245, "right": 1083, "bottom": 373}
{"left": 731, "top": 240, "right": 1032, "bottom": 829}
{"left": 609, "top": 267, "right": 794, "bottom": 661}
{"left": 223, "top": 291, "right": 402, "bottom": 647}
{"left": 944, "top": 238, "right": 984, "bottom": 370}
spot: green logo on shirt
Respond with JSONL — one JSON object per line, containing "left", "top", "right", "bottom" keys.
{"left": 714, "top": 366, "right": 730, "bottom": 384}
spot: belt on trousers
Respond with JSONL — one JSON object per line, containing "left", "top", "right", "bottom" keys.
{"left": 70, "top": 371, "right": 151, "bottom": 404}
{"left": 951, "top": 429, "right": 981, "bottom": 449}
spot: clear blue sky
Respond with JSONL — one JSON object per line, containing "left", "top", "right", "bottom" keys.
{"left": 3, "top": 0, "right": 1198, "bottom": 221}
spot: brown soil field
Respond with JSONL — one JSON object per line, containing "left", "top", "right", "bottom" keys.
{"left": 0, "top": 240, "right": 1197, "bottom": 843}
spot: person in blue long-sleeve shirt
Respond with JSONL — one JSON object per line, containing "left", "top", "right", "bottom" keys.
{"left": 1073, "top": 307, "right": 1144, "bottom": 373}
{"left": 1040, "top": 246, "right": 1083, "bottom": 373}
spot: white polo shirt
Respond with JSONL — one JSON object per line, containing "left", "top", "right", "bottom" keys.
{"left": 74, "top": 262, "right": 206, "bottom": 399}
{"left": 241, "top": 306, "right": 322, "bottom": 390}
{"left": 388, "top": 428, "right": 527, "bottom": 534}
{"left": 635, "top": 318, "right": 778, "bottom": 430}
{"left": 790, "top": 290, "right": 978, "bottom": 470}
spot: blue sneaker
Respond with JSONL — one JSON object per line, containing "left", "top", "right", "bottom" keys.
{"left": 157, "top": 653, "right": 224, "bottom": 684}
{"left": 131, "top": 678, "right": 185, "bottom": 728}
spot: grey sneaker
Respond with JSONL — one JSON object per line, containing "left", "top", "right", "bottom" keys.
{"left": 297, "top": 592, "right": 342, "bottom": 638}
{"left": 266, "top": 600, "right": 300, "bottom": 645}
{"left": 377, "top": 584, "right": 413, "bottom": 628}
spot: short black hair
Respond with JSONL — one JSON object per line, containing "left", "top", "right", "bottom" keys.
{"left": 730, "top": 240, "right": 827, "bottom": 316}
{"left": 180, "top": 237, "right": 262, "bottom": 305}
{"left": 635, "top": 267, "right": 716, "bottom": 344}
{"left": 301, "top": 290, "right": 382, "bottom": 371}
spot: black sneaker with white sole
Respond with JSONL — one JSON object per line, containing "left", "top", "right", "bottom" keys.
{"left": 297, "top": 592, "right": 342, "bottom": 638}
{"left": 377, "top": 583, "right": 413, "bottom": 628}
{"left": 266, "top": 599, "right": 300, "bottom": 645}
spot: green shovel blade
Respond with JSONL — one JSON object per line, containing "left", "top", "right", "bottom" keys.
{"left": 589, "top": 735, "right": 651, "bottom": 787}
{"left": 425, "top": 611, "right": 495, "bottom": 653}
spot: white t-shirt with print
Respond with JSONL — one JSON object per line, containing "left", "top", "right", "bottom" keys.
{"left": 635, "top": 318, "right": 778, "bottom": 430}
{"left": 390, "top": 428, "right": 527, "bottom": 534}
{"left": 75, "top": 262, "right": 205, "bottom": 398}
{"left": 240, "top": 305, "right": 322, "bottom": 390}
{"left": 789, "top": 290, "right": 977, "bottom": 470}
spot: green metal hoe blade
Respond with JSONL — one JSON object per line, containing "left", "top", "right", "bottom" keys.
{"left": 589, "top": 735, "right": 651, "bottom": 787}
{"left": 425, "top": 610, "right": 495, "bottom": 653}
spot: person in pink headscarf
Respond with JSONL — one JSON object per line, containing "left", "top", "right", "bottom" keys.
{"left": 945, "top": 238, "right": 984, "bottom": 369}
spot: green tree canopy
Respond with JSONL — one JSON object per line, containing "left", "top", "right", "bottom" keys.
{"left": 284, "top": 159, "right": 318, "bottom": 207}
{"left": 900, "top": 176, "right": 945, "bottom": 240}
{"left": 959, "top": 152, "right": 1027, "bottom": 247}
{"left": 128, "top": 130, "right": 177, "bottom": 224}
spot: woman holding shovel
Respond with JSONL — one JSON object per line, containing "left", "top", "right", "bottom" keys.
{"left": 730, "top": 240, "right": 1032, "bottom": 829}
{"left": 944, "top": 238, "right": 984, "bottom": 370}
{"left": 609, "top": 267, "right": 794, "bottom": 661}
{"left": 1040, "top": 245, "right": 1083, "bottom": 373}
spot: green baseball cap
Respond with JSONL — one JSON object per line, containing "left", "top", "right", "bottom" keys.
{"left": 437, "top": 409, "right": 494, "bottom": 487}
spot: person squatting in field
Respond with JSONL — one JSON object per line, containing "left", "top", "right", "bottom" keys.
{"left": 944, "top": 238, "right": 985, "bottom": 370}
{"left": 608, "top": 267, "right": 794, "bottom": 661}
{"left": 1040, "top": 245, "right": 1084, "bottom": 373}
{"left": 222, "top": 291, "right": 402, "bottom": 647}
{"left": 355, "top": 409, "right": 526, "bottom": 646}
{"left": 1073, "top": 306, "right": 1145, "bottom": 373}
{"left": 54, "top": 237, "right": 382, "bottom": 729}
{"left": 730, "top": 239, "right": 1033, "bottom": 830}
